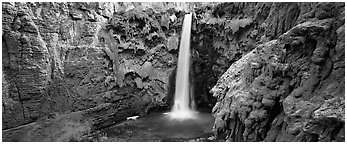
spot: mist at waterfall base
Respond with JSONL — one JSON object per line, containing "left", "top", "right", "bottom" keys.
{"left": 97, "top": 113, "right": 214, "bottom": 141}
{"left": 169, "top": 13, "right": 197, "bottom": 120}
{"left": 94, "top": 14, "right": 214, "bottom": 141}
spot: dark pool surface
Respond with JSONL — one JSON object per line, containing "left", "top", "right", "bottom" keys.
{"left": 92, "top": 112, "right": 215, "bottom": 142}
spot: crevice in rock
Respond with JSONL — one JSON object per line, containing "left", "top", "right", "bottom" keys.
{"left": 330, "top": 122, "right": 344, "bottom": 141}
{"left": 263, "top": 99, "right": 282, "bottom": 138}
{"left": 14, "top": 84, "right": 26, "bottom": 121}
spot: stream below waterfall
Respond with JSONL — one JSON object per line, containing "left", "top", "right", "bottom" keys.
{"left": 87, "top": 112, "right": 215, "bottom": 142}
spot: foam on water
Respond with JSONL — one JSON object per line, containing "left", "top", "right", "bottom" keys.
{"left": 165, "top": 110, "right": 197, "bottom": 120}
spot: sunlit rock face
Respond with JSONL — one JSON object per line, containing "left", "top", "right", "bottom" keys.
{"left": 210, "top": 2, "right": 344, "bottom": 142}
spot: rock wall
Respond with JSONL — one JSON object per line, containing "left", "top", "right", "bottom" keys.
{"left": 191, "top": 3, "right": 261, "bottom": 110}
{"left": 210, "top": 2, "right": 345, "bottom": 142}
{"left": 2, "top": 2, "right": 345, "bottom": 142}
{"left": 2, "top": 2, "right": 196, "bottom": 130}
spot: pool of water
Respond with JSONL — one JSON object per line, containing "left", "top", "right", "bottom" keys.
{"left": 91, "top": 112, "right": 215, "bottom": 142}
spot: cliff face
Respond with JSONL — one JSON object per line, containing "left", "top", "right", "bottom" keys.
{"left": 210, "top": 2, "right": 345, "bottom": 142}
{"left": 191, "top": 3, "right": 271, "bottom": 109}
{"left": 2, "top": 2, "right": 194, "bottom": 130}
{"left": 1, "top": 2, "right": 345, "bottom": 142}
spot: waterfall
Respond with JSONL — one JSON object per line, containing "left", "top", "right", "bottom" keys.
{"left": 169, "top": 13, "right": 196, "bottom": 119}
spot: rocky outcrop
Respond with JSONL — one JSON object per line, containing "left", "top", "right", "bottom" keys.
{"left": 191, "top": 3, "right": 265, "bottom": 109}
{"left": 2, "top": 2, "right": 52, "bottom": 128}
{"left": 210, "top": 2, "right": 344, "bottom": 142}
{"left": 2, "top": 2, "right": 193, "bottom": 131}
{"left": 2, "top": 2, "right": 345, "bottom": 142}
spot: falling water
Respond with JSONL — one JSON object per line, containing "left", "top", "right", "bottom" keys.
{"left": 169, "top": 13, "right": 196, "bottom": 120}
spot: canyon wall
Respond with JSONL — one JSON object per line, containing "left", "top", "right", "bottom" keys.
{"left": 2, "top": 2, "right": 345, "bottom": 142}
{"left": 209, "top": 2, "right": 345, "bottom": 142}
{"left": 2, "top": 2, "right": 195, "bottom": 130}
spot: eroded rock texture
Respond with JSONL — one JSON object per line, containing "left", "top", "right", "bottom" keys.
{"left": 191, "top": 3, "right": 269, "bottom": 109}
{"left": 2, "top": 2, "right": 190, "bottom": 131}
{"left": 211, "top": 2, "right": 345, "bottom": 142}
{"left": 2, "top": 2, "right": 345, "bottom": 142}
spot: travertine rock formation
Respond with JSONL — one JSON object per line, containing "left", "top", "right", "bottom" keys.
{"left": 210, "top": 2, "right": 344, "bottom": 142}
{"left": 2, "top": 2, "right": 345, "bottom": 142}
{"left": 2, "top": 2, "right": 190, "bottom": 131}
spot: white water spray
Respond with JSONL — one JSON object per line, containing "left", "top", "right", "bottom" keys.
{"left": 169, "top": 13, "right": 197, "bottom": 120}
